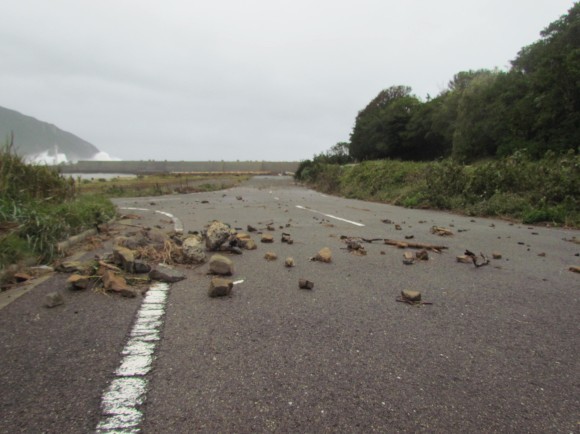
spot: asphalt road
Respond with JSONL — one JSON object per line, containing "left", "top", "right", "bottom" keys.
{"left": 1, "top": 176, "right": 578, "bottom": 433}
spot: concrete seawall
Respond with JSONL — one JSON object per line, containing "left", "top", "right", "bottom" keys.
{"left": 58, "top": 160, "right": 300, "bottom": 174}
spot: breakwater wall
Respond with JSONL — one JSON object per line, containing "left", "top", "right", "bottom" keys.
{"left": 58, "top": 160, "right": 300, "bottom": 174}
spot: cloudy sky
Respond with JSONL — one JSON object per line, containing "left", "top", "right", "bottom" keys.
{"left": 0, "top": 0, "right": 574, "bottom": 161}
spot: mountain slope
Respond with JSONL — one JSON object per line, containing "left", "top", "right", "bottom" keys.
{"left": 0, "top": 106, "right": 99, "bottom": 161}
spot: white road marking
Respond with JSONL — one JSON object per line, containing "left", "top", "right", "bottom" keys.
{"left": 118, "top": 207, "right": 184, "bottom": 234}
{"left": 296, "top": 205, "right": 365, "bottom": 227}
{"left": 96, "top": 282, "right": 170, "bottom": 433}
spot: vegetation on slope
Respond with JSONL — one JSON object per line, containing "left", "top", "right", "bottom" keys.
{"left": 0, "top": 141, "right": 115, "bottom": 274}
{"left": 296, "top": 4, "right": 580, "bottom": 227}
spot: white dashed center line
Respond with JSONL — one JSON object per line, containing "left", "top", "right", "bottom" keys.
{"left": 296, "top": 205, "right": 365, "bottom": 227}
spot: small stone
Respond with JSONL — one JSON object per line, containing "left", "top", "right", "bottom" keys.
{"left": 298, "top": 279, "right": 314, "bottom": 290}
{"left": 415, "top": 250, "right": 429, "bottom": 261}
{"left": 314, "top": 247, "right": 332, "bottom": 263}
{"left": 264, "top": 252, "right": 278, "bottom": 261}
{"left": 492, "top": 252, "right": 502, "bottom": 259}
{"left": 285, "top": 257, "right": 295, "bottom": 267}
{"left": 267, "top": 225, "right": 275, "bottom": 231}
{"left": 456, "top": 255, "right": 472, "bottom": 264}
{"left": 395, "top": 224, "right": 402, "bottom": 230}
{"left": 569, "top": 266, "right": 580, "bottom": 274}
{"left": 261, "top": 234, "right": 274, "bottom": 243}
{"left": 247, "top": 225, "right": 257, "bottom": 232}
{"left": 538, "top": 252, "right": 546, "bottom": 257}
{"left": 403, "top": 251, "right": 415, "bottom": 265}
{"left": 209, "top": 254, "right": 234, "bottom": 276}
{"left": 208, "top": 277, "right": 233, "bottom": 297}
{"left": 44, "top": 291, "right": 64, "bottom": 308}
{"left": 401, "top": 290, "right": 421, "bottom": 302}
{"left": 133, "top": 260, "right": 152, "bottom": 274}
{"left": 244, "top": 239, "right": 257, "bottom": 250}
{"left": 67, "top": 274, "right": 92, "bottom": 290}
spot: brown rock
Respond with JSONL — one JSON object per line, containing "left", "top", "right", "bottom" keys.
{"left": 285, "top": 257, "right": 295, "bottom": 267}
{"left": 403, "top": 251, "right": 415, "bottom": 265}
{"left": 415, "top": 249, "right": 429, "bottom": 261}
{"left": 244, "top": 239, "right": 257, "bottom": 250}
{"left": 209, "top": 254, "right": 234, "bottom": 275}
{"left": 314, "top": 247, "right": 332, "bottom": 263}
{"left": 113, "top": 246, "right": 135, "bottom": 273}
{"left": 456, "top": 255, "right": 472, "bottom": 264}
{"left": 208, "top": 277, "right": 234, "bottom": 297}
{"left": 569, "top": 266, "right": 580, "bottom": 274}
{"left": 401, "top": 290, "right": 421, "bottom": 302}
{"left": 298, "top": 279, "right": 314, "bottom": 290}
{"left": 67, "top": 274, "right": 92, "bottom": 290}
{"left": 102, "top": 270, "right": 129, "bottom": 292}
{"left": 492, "top": 252, "right": 502, "bottom": 259}
{"left": 261, "top": 234, "right": 274, "bottom": 243}
{"left": 264, "top": 252, "right": 278, "bottom": 261}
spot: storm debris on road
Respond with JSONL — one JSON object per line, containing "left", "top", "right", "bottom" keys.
{"left": 281, "top": 233, "right": 294, "bottom": 244}
{"left": 261, "top": 234, "right": 274, "bottom": 243}
{"left": 148, "top": 264, "right": 186, "bottom": 283}
{"left": 464, "top": 250, "right": 490, "bottom": 267}
{"left": 569, "top": 266, "right": 580, "bottom": 273}
{"left": 403, "top": 251, "right": 415, "bottom": 265}
{"left": 204, "top": 220, "right": 233, "bottom": 251}
{"left": 67, "top": 274, "right": 93, "bottom": 290}
{"left": 431, "top": 226, "right": 454, "bottom": 236}
{"left": 312, "top": 247, "right": 332, "bottom": 263}
{"left": 208, "top": 254, "right": 234, "bottom": 276}
{"left": 44, "top": 291, "right": 64, "bottom": 308}
{"left": 264, "top": 252, "right": 278, "bottom": 261}
{"left": 285, "top": 257, "right": 295, "bottom": 267}
{"left": 208, "top": 277, "right": 234, "bottom": 297}
{"left": 384, "top": 239, "right": 448, "bottom": 252}
{"left": 298, "top": 278, "right": 314, "bottom": 290}
{"left": 396, "top": 290, "right": 433, "bottom": 306}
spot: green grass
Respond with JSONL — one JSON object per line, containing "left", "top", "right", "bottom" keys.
{"left": 296, "top": 151, "right": 580, "bottom": 227}
{"left": 0, "top": 142, "right": 116, "bottom": 277}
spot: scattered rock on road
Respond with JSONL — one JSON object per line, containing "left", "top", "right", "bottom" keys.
{"left": 205, "top": 220, "right": 233, "bottom": 251}
{"left": 261, "top": 234, "right": 274, "bottom": 243}
{"left": 67, "top": 274, "right": 92, "bottom": 290}
{"left": 299, "top": 278, "right": 314, "bottom": 290}
{"left": 182, "top": 235, "right": 207, "bottom": 264}
{"left": 401, "top": 290, "right": 421, "bottom": 302}
{"left": 209, "top": 254, "right": 234, "bottom": 276}
{"left": 285, "top": 257, "right": 295, "bottom": 267}
{"left": 44, "top": 291, "right": 64, "bottom": 308}
{"left": 264, "top": 252, "right": 278, "bottom": 261}
{"left": 149, "top": 264, "right": 186, "bottom": 283}
{"left": 431, "top": 226, "right": 453, "bottom": 236}
{"left": 312, "top": 247, "right": 332, "bottom": 263}
{"left": 569, "top": 266, "right": 580, "bottom": 273}
{"left": 208, "top": 277, "right": 234, "bottom": 297}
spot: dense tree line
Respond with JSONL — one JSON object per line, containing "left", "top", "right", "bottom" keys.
{"left": 303, "top": 2, "right": 579, "bottom": 171}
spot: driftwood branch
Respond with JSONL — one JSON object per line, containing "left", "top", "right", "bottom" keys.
{"left": 384, "top": 239, "right": 448, "bottom": 252}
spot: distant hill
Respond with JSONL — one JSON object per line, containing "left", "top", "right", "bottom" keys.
{"left": 0, "top": 106, "right": 100, "bottom": 162}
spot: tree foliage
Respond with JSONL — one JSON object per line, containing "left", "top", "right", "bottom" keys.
{"left": 341, "top": 3, "right": 580, "bottom": 162}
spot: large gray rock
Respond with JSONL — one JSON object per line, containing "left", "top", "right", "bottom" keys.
{"left": 149, "top": 264, "right": 186, "bottom": 283}
{"left": 182, "top": 235, "right": 206, "bottom": 264}
{"left": 209, "top": 254, "right": 234, "bottom": 276}
{"left": 44, "top": 291, "right": 64, "bottom": 308}
{"left": 145, "top": 228, "right": 171, "bottom": 247}
{"left": 113, "top": 246, "right": 135, "bottom": 273}
{"left": 205, "top": 221, "right": 232, "bottom": 251}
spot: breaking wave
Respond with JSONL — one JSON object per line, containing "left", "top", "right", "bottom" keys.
{"left": 26, "top": 149, "right": 121, "bottom": 164}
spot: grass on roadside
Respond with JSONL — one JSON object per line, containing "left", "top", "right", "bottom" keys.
{"left": 296, "top": 150, "right": 580, "bottom": 227}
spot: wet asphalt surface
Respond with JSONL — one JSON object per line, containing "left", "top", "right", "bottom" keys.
{"left": 0, "top": 176, "right": 578, "bottom": 433}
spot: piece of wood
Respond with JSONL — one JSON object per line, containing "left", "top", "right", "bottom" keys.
{"left": 384, "top": 239, "right": 448, "bottom": 252}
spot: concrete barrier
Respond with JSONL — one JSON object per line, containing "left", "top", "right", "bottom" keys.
{"left": 57, "top": 160, "right": 300, "bottom": 175}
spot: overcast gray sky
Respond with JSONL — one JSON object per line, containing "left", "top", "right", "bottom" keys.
{"left": 0, "top": 0, "right": 574, "bottom": 161}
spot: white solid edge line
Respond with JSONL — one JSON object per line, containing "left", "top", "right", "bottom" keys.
{"left": 118, "top": 207, "right": 183, "bottom": 234}
{"left": 296, "top": 205, "right": 365, "bottom": 227}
